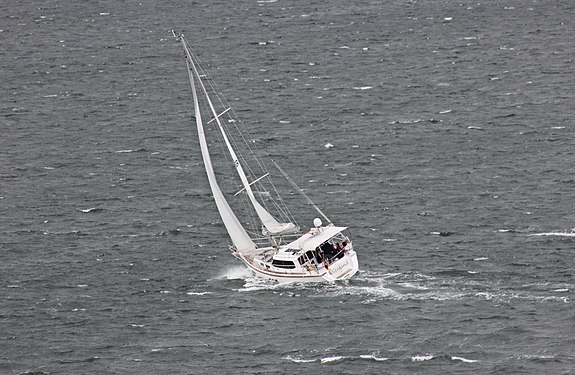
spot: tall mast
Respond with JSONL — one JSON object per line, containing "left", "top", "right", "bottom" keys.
{"left": 181, "top": 35, "right": 297, "bottom": 236}
{"left": 178, "top": 33, "right": 256, "bottom": 253}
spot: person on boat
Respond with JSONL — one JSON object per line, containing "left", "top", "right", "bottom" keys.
{"left": 333, "top": 242, "right": 343, "bottom": 256}
{"left": 341, "top": 240, "right": 349, "bottom": 251}
{"left": 320, "top": 242, "right": 333, "bottom": 259}
{"left": 333, "top": 242, "right": 346, "bottom": 260}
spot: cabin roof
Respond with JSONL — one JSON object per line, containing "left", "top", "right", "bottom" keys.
{"left": 275, "top": 225, "right": 347, "bottom": 259}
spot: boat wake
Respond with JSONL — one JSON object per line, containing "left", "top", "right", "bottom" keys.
{"left": 217, "top": 267, "right": 570, "bottom": 304}
{"left": 213, "top": 266, "right": 284, "bottom": 291}
{"left": 315, "top": 269, "right": 571, "bottom": 304}
{"left": 216, "top": 266, "right": 254, "bottom": 280}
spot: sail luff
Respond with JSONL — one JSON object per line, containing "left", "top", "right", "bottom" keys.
{"left": 181, "top": 37, "right": 256, "bottom": 253}
{"left": 186, "top": 44, "right": 297, "bottom": 236}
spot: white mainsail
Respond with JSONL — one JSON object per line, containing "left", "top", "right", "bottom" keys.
{"left": 181, "top": 36, "right": 297, "bottom": 237}
{"left": 181, "top": 38, "right": 256, "bottom": 253}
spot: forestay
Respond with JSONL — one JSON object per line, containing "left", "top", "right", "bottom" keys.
{"left": 180, "top": 37, "right": 256, "bottom": 253}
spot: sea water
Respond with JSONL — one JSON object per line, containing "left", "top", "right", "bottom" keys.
{"left": 1, "top": 0, "right": 574, "bottom": 373}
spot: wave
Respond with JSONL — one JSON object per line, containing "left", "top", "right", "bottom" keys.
{"left": 186, "top": 291, "right": 213, "bottom": 296}
{"left": 528, "top": 231, "right": 575, "bottom": 237}
{"left": 412, "top": 354, "right": 434, "bottom": 362}
{"left": 79, "top": 207, "right": 104, "bottom": 213}
{"left": 412, "top": 354, "right": 480, "bottom": 363}
{"left": 283, "top": 355, "right": 316, "bottom": 363}
{"left": 452, "top": 356, "right": 479, "bottom": 363}
{"left": 283, "top": 353, "right": 389, "bottom": 364}
{"left": 114, "top": 148, "right": 147, "bottom": 153}
{"left": 285, "top": 353, "right": 477, "bottom": 364}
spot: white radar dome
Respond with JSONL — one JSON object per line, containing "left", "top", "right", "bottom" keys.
{"left": 313, "top": 218, "right": 322, "bottom": 228}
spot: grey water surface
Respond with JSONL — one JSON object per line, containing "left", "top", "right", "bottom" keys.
{"left": 2, "top": 0, "right": 575, "bottom": 373}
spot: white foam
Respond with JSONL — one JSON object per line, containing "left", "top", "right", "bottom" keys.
{"left": 528, "top": 232, "right": 575, "bottom": 237}
{"left": 452, "top": 356, "right": 478, "bottom": 363}
{"left": 285, "top": 353, "right": 388, "bottom": 364}
{"left": 283, "top": 355, "right": 316, "bottom": 363}
{"left": 359, "top": 354, "right": 388, "bottom": 361}
{"left": 217, "top": 266, "right": 254, "bottom": 280}
{"left": 239, "top": 276, "right": 284, "bottom": 292}
{"left": 352, "top": 86, "right": 373, "bottom": 90}
{"left": 186, "top": 291, "right": 212, "bottom": 296}
{"left": 412, "top": 354, "right": 434, "bottom": 362}
{"left": 320, "top": 355, "right": 343, "bottom": 363}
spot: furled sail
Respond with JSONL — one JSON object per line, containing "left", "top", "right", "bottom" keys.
{"left": 208, "top": 120, "right": 298, "bottom": 236}
{"left": 181, "top": 37, "right": 256, "bottom": 253}
{"left": 183, "top": 39, "right": 298, "bottom": 237}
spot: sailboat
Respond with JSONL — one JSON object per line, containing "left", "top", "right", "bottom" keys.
{"left": 174, "top": 31, "right": 359, "bottom": 282}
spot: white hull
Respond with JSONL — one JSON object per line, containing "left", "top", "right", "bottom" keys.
{"left": 235, "top": 250, "right": 359, "bottom": 283}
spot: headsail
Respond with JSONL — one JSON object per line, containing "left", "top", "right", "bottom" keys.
{"left": 179, "top": 35, "right": 256, "bottom": 253}
{"left": 178, "top": 34, "right": 298, "bottom": 237}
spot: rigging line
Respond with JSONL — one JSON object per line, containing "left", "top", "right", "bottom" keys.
{"left": 234, "top": 173, "right": 269, "bottom": 196}
{"left": 190, "top": 60, "right": 264, "bottom": 183}
{"left": 252, "top": 174, "right": 298, "bottom": 226}
{"left": 191, "top": 49, "right": 289, "bottom": 234}
{"left": 208, "top": 104, "right": 260, "bottom": 235}
{"left": 186, "top": 47, "right": 270, "bottom": 184}
{"left": 182, "top": 37, "right": 294, "bottom": 228}
{"left": 184, "top": 43, "right": 259, "bottom": 235}
{"left": 261, "top": 169, "right": 298, "bottom": 223}
{"left": 271, "top": 159, "right": 332, "bottom": 225}
{"left": 205, "top": 85, "right": 287, "bottom": 220}
{"left": 220, "top": 115, "right": 296, "bottom": 223}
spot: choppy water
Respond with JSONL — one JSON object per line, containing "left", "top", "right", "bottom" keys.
{"left": 2, "top": 0, "right": 575, "bottom": 373}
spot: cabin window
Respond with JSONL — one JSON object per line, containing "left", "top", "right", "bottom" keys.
{"left": 298, "top": 250, "right": 317, "bottom": 265}
{"left": 271, "top": 259, "right": 296, "bottom": 269}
